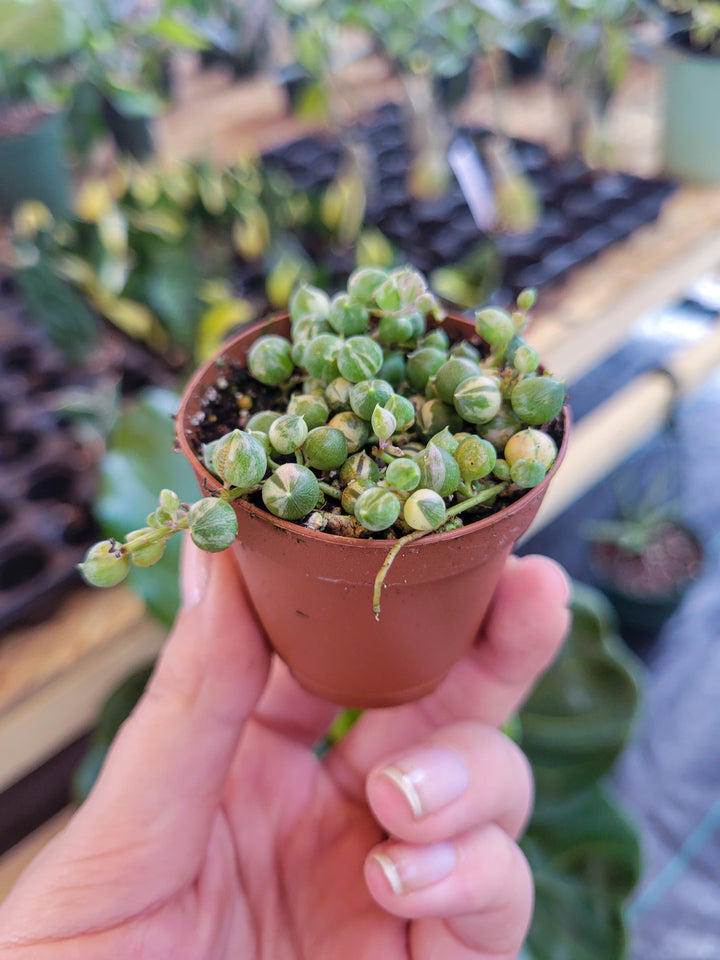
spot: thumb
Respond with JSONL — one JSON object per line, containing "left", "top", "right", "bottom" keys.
{"left": 17, "top": 539, "right": 271, "bottom": 929}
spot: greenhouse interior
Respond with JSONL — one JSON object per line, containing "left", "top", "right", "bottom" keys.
{"left": 1, "top": 1, "right": 719, "bottom": 958}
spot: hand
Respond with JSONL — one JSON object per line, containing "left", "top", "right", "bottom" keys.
{"left": 0, "top": 541, "right": 570, "bottom": 960}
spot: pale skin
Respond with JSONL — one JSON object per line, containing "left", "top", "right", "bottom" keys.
{"left": 0, "top": 542, "right": 570, "bottom": 960}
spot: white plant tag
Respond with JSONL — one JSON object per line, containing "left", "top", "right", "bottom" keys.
{"left": 448, "top": 137, "right": 496, "bottom": 232}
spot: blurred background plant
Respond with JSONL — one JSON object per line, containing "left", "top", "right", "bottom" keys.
{"left": 537, "top": 0, "right": 642, "bottom": 165}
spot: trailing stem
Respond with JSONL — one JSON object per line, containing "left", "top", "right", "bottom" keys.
{"left": 372, "top": 482, "right": 508, "bottom": 618}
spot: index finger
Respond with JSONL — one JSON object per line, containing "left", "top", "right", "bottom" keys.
{"left": 325, "top": 554, "right": 570, "bottom": 799}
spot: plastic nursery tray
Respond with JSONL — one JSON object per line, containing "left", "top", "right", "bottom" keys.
{"left": 0, "top": 300, "right": 100, "bottom": 635}
{"left": 261, "top": 101, "right": 675, "bottom": 302}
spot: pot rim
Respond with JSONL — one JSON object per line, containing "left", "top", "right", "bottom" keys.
{"left": 176, "top": 311, "right": 570, "bottom": 551}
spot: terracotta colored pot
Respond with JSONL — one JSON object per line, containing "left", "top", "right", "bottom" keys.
{"left": 176, "top": 313, "right": 569, "bottom": 708}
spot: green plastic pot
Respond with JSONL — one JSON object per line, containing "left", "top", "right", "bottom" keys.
{"left": 662, "top": 35, "right": 720, "bottom": 184}
{"left": 0, "top": 109, "right": 71, "bottom": 217}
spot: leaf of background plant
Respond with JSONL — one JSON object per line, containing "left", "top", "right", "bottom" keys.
{"left": 95, "top": 388, "right": 197, "bottom": 625}
{"left": 0, "top": 0, "right": 85, "bottom": 57}
{"left": 72, "top": 663, "right": 154, "bottom": 803}
{"left": 147, "top": 15, "right": 209, "bottom": 50}
{"left": 523, "top": 835, "right": 629, "bottom": 960}
{"left": 195, "top": 297, "right": 255, "bottom": 361}
{"left": 107, "top": 87, "right": 165, "bottom": 119}
{"left": 527, "top": 784, "right": 641, "bottom": 899}
{"left": 140, "top": 246, "right": 202, "bottom": 352}
{"left": 519, "top": 582, "right": 643, "bottom": 807}
{"left": 17, "top": 262, "right": 98, "bottom": 360}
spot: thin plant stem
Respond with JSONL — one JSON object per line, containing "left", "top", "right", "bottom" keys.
{"left": 373, "top": 482, "right": 508, "bottom": 617}
{"left": 318, "top": 481, "right": 342, "bottom": 500}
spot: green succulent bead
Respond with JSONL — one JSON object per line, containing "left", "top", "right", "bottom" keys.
{"left": 374, "top": 276, "right": 402, "bottom": 311}
{"left": 392, "top": 266, "right": 427, "bottom": 302}
{"left": 325, "top": 376, "right": 353, "bottom": 410}
{"left": 291, "top": 339, "right": 308, "bottom": 368}
{"left": 287, "top": 392, "right": 329, "bottom": 429}
{"left": 354, "top": 486, "right": 401, "bottom": 532}
{"left": 385, "top": 457, "right": 421, "bottom": 491}
{"left": 475, "top": 307, "right": 515, "bottom": 346}
{"left": 371, "top": 403, "right": 397, "bottom": 441}
{"left": 455, "top": 436, "right": 497, "bottom": 481}
{"left": 416, "top": 443, "right": 461, "bottom": 497}
{"left": 328, "top": 411, "right": 371, "bottom": 453}
{"left": 453, "top": 375, "right": 502, "bottom": 424}
{"left": 449, "top": 341, "right": 481, "bottom": 363}
{"left": 384, "top": 393, "right": 415, "bottom": 432}
{"left": 347, "top": 266, "right": 388, "bottom": 304}
{"left": 247, "top": 335, "right": 294, "bottom": 386}
{"left": 291, "top": 314, "right": 330, "bottom": 344}
{"left": 349, "top": 378, "right": 395, "bottom": 420}
{"left": 511, "top": 376, "right": 565, "bottom": 426}
{"left": 478, "top": 408, "right": 523, "bottom": 450}
{"left": 208, "top": 429, "right": 267, "bottom": 490}
{"left": 201, "top": 434, "right": 225, "bottom": 474}
{"left": 247, "top": 429, "right": 272, "bottom": 455}
{"left": 328, "top": 293, "right": 370, "bottom": 336}
{"left": 269, "top": 414, "right": 308, "bottom": 455}
{"left": 302, "top": 426, "right": 349, "bottom": 471}
{"left": 339, "top": 451, "right": 380, "bottom": 484}
{"left": 504, "top": 428, "right": 557, "bottom": 468}
{"left": 424, "top": 377, "right": 440, "bottom": 400}
{"left": 516, "top": 287, "right": 537, "bottom": 312}
{"left": 221, "top": 430, "right": 267, "bottom": 489}
{"left": 303, "top": 378, "right": 326, "bottom": 395}
{"left": 493, "top": 458, "right": 511, "bottom": 481}
{"left": 406, "top": 346, "right": 447, "bottom": 391}
{"left": 341, "top": 478, "right": 376, "bottom": 515}
{"left": 188, "top": 498, "right": 238, "bottom": 552}
{"left": 337, "top": 336, "right": 384, "bottom": 382}
{"left": 434, "top": 357, "right": 481, "bottom": 404}
{"left": 302, "top": 334, "right": 342, "bottom": 382}
{"left": 289, "top": 282, "right": 330, "bottom": 323}
{"left": 147, "top": 507, "right": 172, "bottom": 529}
{"left": 513, "top": 344, "right": 539, "bottom": 375}
{"left": 407, "top": 310, "right": 427, "bottom": 339}
{"left": 379, "top": 351, "right": 405, "bottom": 389}
{"left": 510, "top": 457, "right": 547, "bottom": 488}
{"left": 159, "top": 489, "right": 179, "bottom": 514}
{"left": 429, "top": 426, "right": 459, "bottom": 454}
{"left": 262, "top": 463, "right": 320, "bottom": 520}
{"left": 417, "top": 399, "right": 463, "bottom": 437}
{"left": 404, "top": 488, "right": 446, "bottom": 531}
{"left": 420, "top": 329, "right": 450, "bottom": 351}
{"left": 78, "top": 540, "right": 131, "bottom": 587}
{"left": 378, "top": 313, "right": 415, "bottom": 345}
{"left": 246, "top": 410, "right": 281, "bottom": 433}
{"left": 126, "top": 528, "right": 166, "bottom": 568}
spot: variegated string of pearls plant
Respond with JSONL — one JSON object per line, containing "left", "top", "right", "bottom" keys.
{"left": 79, "top": 266, "right": 565, "bottom": 616}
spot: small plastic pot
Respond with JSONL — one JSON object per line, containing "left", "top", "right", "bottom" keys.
{"left": 662, "top": 32, "right": 720, "bottom": 184}
{"left": 589, "top": 524, "right": 703, "bottom": 647}
{"left": 176, "top": 313, "right": 569, "bottom": 708}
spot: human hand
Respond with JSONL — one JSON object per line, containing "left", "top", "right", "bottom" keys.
{"left": 0, "top": 541, "right": 570, "bottom": 960}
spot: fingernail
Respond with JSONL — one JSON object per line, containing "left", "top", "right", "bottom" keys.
{"left": 377, "top": 747, "right": 469, "bottom": 819}
{"left": 181, "top": 539, "right": 211, "bottom": 609}
{"left": 371, "top": 841, "right": 456, "bottom": 895}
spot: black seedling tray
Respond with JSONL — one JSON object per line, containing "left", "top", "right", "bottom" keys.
{"left": 261, "top": 101, "right": 675, "bottom": 303}
{"left": 0, "top": 299, "right": 101, "bottom": 635}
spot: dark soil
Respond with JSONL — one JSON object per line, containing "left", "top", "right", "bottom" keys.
{"left": 591, "top": 523, "right": 703, "bottom": 597}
